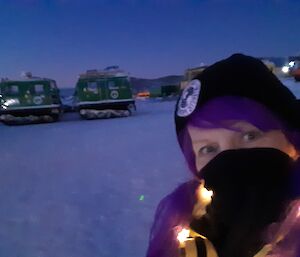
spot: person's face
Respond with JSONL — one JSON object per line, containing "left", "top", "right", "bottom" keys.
{"left": 188, "top": 121, "right": 298, "bottom": 172}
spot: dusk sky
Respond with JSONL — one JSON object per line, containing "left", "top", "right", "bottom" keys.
{"left": 0, "top": 0, "right": 299, "bottom": 87}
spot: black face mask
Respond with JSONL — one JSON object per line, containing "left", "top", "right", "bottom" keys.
{"left": 190, "top": 148, "right": 297, "bottom": 257}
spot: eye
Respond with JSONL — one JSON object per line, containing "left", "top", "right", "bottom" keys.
{"left": 242, "top": 130, "right": 263, "bottom": 142}
{"left": 199, "top": 145, "right": 218, "bottom": 155}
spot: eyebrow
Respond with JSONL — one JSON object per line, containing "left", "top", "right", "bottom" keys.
{"left": 192, "top": 139, "right": 213, "bottom": 144}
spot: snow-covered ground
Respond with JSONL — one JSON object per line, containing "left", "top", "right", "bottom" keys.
{"left": 281, "top": 77, "right": 300, "bottom": 98}
{"left": 0, "top": 99, "right": 190, "bottom": 257}
{"left": 0, "top": 78, "right": 299, "bottom": 257}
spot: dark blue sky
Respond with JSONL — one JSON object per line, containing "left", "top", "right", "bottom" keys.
{"left": 0, "top": 0, "right": 299, "bottom": 87}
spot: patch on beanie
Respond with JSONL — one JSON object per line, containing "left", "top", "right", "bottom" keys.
{"left": 177, "top": 79, "right": 201, "bottom": 117}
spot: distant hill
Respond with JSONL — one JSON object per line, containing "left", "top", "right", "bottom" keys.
{"left": 130, "top": 75, "right": 183, "bottom": 92}
{"left": 59, "top": 75, "right": 184, "bottom": 94}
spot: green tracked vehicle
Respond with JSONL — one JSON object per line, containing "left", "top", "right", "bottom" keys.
{"left": 74, "top": 66, "right": 136, "bottom": 119}
{"left": 0, "top": 73, "right": 62, "bottom": 125}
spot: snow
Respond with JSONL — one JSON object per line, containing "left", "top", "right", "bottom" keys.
{"left": 0, "top": 100, "right": 190, "bottom": 257}
{"left": 281, "top": 77, "right": 300, "bottom": 98}
{"left": 0, "top": 78, "right": 298, "bottom": 257}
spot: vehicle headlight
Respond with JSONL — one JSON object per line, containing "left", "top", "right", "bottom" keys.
{"left": 282, "top": 66, "right": 290, "bottom": 74}
{"left": 2, "top": 98, "right": 20, "bottom": 106}
{"left": 289, "top": 61, "right": 295, "bottom": 67}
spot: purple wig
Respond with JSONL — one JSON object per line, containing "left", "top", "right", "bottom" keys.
{"left": 178, "top": 96, "right": 300, "bottom": 175}
{"left": 146, "top": 96, "right": 300, "bottom": 257}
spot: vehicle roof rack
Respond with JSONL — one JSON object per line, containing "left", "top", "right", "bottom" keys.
{"left": 79, "top": 66, "right": 128, "bottom": 79}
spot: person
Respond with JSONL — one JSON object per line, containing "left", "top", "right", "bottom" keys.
{"left": 146, "top": 54, "right": 300, "bottom": 257}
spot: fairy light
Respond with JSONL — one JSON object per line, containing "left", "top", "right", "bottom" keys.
{"left": 192, "top": 181, "right": 214, "bottom": 219}
{"left": 177, "top": 228, "right": 190, "bottom": 245}
{"left": 197, "top": 181, "right": 213, "bottom": 205}
{"left": 297, "top": 206, "right": 300, "bottom": 218}
{"left": 176, "top": 182, "right": 213, "bottom": 255}
{"left": 199, "top": 187, "right": 213, "bottom": 203}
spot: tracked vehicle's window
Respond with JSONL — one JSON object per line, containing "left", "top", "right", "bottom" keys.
{"left": 34, "top": 84, "right": 45, "bottom": 94}
{"left": 87, "top": 81, "right": 98, "bottom": 93}
{"left": 9, "top": 85, "right": 19, "bottom": 95}
{"left": 108, "top": 80, "right": 116, "bottom": 89}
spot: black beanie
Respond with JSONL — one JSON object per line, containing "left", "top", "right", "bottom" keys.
{"left": 175, "top": 53, "right": 300, "bottom": 134}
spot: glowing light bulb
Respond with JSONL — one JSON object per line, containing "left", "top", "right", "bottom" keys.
{"left": 200, "top": 187, "right": 213, "bottom": 201}
{"left": 197, "top": 181, "right": 213, "bottom": 205}
{"left": 192, "top": 181, "right": 214, "bottom": 219}
{"left": 177, "top": 228, "right": 190, "bottom": 244}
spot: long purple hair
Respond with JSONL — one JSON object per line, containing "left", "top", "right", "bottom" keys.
{"left": 146, "top": 96, "right": 300, "bottom": 257}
